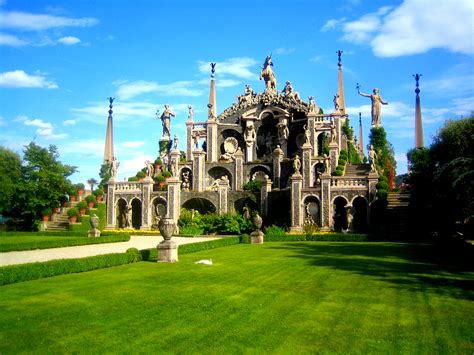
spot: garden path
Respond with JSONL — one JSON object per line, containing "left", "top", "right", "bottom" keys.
{"left": 0, "top": 236, "right": 220, "bottom": 267}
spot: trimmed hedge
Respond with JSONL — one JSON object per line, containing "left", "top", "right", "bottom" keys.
{"left": 0, "top": 234, "right": 130, "bottom": 252}
{"left": 266, "top": 233, "right": 371, "bottom": 242}
{"left": 0, "top": 250, "right": 139, "bottom": 286}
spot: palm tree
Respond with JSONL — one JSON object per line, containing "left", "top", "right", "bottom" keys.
{"left": 87, "top": 178, "right": 98, "bottom": 193}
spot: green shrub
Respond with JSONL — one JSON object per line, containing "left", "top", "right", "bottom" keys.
{"left": 334, "top": 169, "right": 344, "bottom": 176}
{"left": 41, "top": 208, "right": 52, "bottom": 217}
{"left": 243, "top": 180, "right": 262, "bottom": 191}
{"left": 67, "top": 208, "right": 79, "bottom": 218}
{"left": 0, "top": 252, "right": 138, "bottom": 285}
{"left": 77, "top": 201, "right": 87, "bottom": 209}
{"left": 75, "top": 183, "right": 85, "bottom": 190}
{"left": 85, "top": 195, "right": 96, "bottom": 203}
{"left": 265, "top": 225, "right": 286, "bottom": 238}
{"left": 93, "top": 188, "right": 104, "bottom": 196}
{"left": 376, "top": 181, "right": 389, "bottom": 190}
{"left": 154, "top": 158, "right": 162, "bottom": 165}
{"left": 179, "top": 225, "right": 204, "bottom": 235}
{"left": 377, "top": 189, "right": 388, "bottom": 200}
{"left": 240, "top": 233, "right": 251, "bottom": 244}
{"left": 126, "top": 248, "right": 143, "bottom": 262}
{"left": 128, "top": 176, "right": 139, "bottom": 182}
{"left": 136, "top": 171, "right": 146, "bottom": 179}
{"left": 162, "top": 170, "right": 172, "bottom": 178}
{"left": 156, "top": 175, "right": 165, "bottom": 183}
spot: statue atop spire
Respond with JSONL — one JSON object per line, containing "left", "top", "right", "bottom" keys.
{"left": 336, "top": 50, "right": 345, "bottom": 113}
{"left": 337, "top": 50, "right": 343, "bottom": 68}
{"left": 208, "top": 63, "right": 217, "bottom": 119}
{"left": 413, "top": 73, "right": 424, "bottom": 148}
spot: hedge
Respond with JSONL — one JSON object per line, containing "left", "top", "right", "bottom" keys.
{"left": 0, "top": 234, "right": 130, "bottom": 252}
{"left": 0, "top": 250, "right": 139, "bottom": 286}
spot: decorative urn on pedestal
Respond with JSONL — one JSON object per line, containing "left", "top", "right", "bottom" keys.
{"left": 250, "top": 211, "right": 264, "bottom": 244}
{"left": 88, "top": 214, "right": 101, "bottom": 238}
{"left": 157, "top": 217, "right": 178, "bottom": 262}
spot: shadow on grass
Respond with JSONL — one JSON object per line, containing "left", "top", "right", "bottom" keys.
{"left": 269, "top": 242, "right": 474, "bottom": 301}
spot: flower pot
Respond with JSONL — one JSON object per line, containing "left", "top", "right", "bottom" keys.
{"left": 79, "top": 208, "right": 86, "bottom": 216}
{"left": 78, "top": 189, "right": 84, "bottom": 196}
{"left": 96, "top": 195, "right": 103, "bottom": 202}
{"left": 158, "top": 218, "right": 176, "bottom": 241}
{"left": 69, "top": 216, "right": 77, "bottom": 223}
{"left": 53, "top": 208, "right": 59, "bottom": 214}
{"left": 70, "top": 195, "right": 77, "bottom": 202}
{"left": 88, "top": 202, "right": 94, "bottom": 208}
{"left": 42, "top": 215, "right": 50, "bottom": 222}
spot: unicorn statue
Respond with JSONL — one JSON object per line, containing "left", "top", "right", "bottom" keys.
{"left": 259, "top": 55, "right": 277, "bottom": 94}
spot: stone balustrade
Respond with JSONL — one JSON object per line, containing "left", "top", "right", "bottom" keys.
{"left": 114, "top": 182, "right": 143, "bottom": 192}
{"left": 330, "top": 177, "right": 367, "bottom": 187}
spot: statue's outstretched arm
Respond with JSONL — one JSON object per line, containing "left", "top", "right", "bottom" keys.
{"left": 380, "top": 96, "right": 388, "bottom": 105}
{"left": 358, "top": 91, "right": 371, "bottom": 98}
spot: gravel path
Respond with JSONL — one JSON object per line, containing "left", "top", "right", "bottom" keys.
{"left": 0, "top": 236, "right": 220, "bottom": 267}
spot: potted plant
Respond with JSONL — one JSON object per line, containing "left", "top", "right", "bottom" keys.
{"left": 77, "top": 201, "right": 87, "bottom": 216}
{"left": 67, "top": 207, "right": 79, "bottom": 223}
{"left": 136, "top": 171, "right": 146, "bottom": 181}
{"left": 93, "top": 188, "right": 104, "bottom": 202}
{"left": 85, "top": 194, "right": 96, "bottom": 208}
{"left": 41, "top": 208, "right": 52, "bottom": 222}
{"left": 128, "top": 176, "right": 139, "bottom": 182}
{"left": 162, "top": 170, "right": 171, "bottom": 181}
{"left": 52, "top": 202, "right": 60, "bottom": 214}
{"left": 156, "top": 175, "right": 165, "bottom": 187}
{"left": 75, "top": 183, "right": 85, "bottom": 196}
{"left": 154, "top": 157, "right": 162, "bottom": 170}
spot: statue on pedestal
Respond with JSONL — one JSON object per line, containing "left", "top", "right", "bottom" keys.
{"left": 159, "top": 104, "right": 175, "bottom": 139}
{"left": 259, "top": 55, "right": 277, "bottom": 93}
{"left": 369, "top": 144, "right": 377, "bottom": 172}
{"left": 357, "top": 84, "right": 388, "bottom": 128}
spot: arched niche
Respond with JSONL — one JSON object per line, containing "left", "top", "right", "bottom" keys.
{"left": 333, "top": 196, "right": 349, "bottom": 231}
{"left": 352, "top": 196, "right": 368, "bottom": 232}
{"left": 256, "top": 112, "right": 277, "bottom": 159}
{"left": 303, "top": 195, "right": 321, "bottom": 227}
{"left": 207, "top": 166, "right": 232, "bottom": 188}
{"left": 182, "top": 198, "right": 216, "bottom": 214}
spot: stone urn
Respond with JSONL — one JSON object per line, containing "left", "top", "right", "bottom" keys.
{"left": 252, "top": 212, "right": 263, "bottom": 231}
{"left": 88, "top": 213, "right": 100, "bottom": 237}
{"left": 250, "top": 212, "right": 264, "bottom": 244}
{"left": 158, "top": 217, "right": 175, "bottom": 241}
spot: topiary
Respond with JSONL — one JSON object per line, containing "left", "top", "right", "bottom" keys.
{"left": 67, "top": 208, "right": 79, "bottom": 218}
{"left": 77, "top": 201, "right": 87, "bottom": 209}
{"left": 85, "top": 195, "right": 96, "bottom": 203}
{"left": 126, "top": 248, "right": 142, "bottom": 262}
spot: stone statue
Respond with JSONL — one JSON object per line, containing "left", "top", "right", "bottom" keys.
{"left": 239, "top": 84, "right": 255, "bottom": 105}
{"left": 207, "top": 103, "right": 215, "bottom": 119}
{"left": 192, "top": 131, "right": 200, "bottom": 149}
{"left": 126, "top": 206, "right": 132, "bottom": 229}
{"left": 244, "top": 122, "right": 256, "bottom": 146}
{"left": 170, "top": 164, "right": 177, "bottom": 177}
{"left": 283, "top": 81, "right": 300, "bottom": 101}
{"left": 330, "top": 122, "right": 337, "bottom": 143}
{"left": 88, "top": 213, "right": 100, "bottom": 237}
{"left": 242, "top": 206, "right": 251, "bottom": 219}
{"left": 160, "top": 104, "right": 175, "bottom": 138}
{"left": 323, "top": 154, "right": 330, "bottom": 174}
{"left": 145, "top": 160, "right": 154, "bottom": 178}
{"left": 369, "top": 144, "right": 377, "bottom": 172}
{"left": 304, "top": 124, "right": 311, "bottom": 144}
{"left": 345, "top": 204, "right": 354, "bottom": 231}
{"left": 173, "top": 134, "right": 179, "bottom": 150}
{"left": 265, "top": 134, "right": 274, "bottom": 155}
{"left": 187, "top": 105, "right": 194, "bottom": 121}
{"left": 181, "top": 171, "right": 190, "bottom": 191}
{"left": 259, "top": 55, "right": 277, "bottom": 93}
{"left": 357, "top": 85, "right": 388, "bottom": 128}
{"left": 333, "top": 94, "right": 340, "bottom": 111}
{"left": 277, "top": 122, "right": 289, "bottom": 143}
{"left": 110, "top": 157, "right": 119, "bottom": 178}
{"left": 308, "top": 96, "right": 317, "bottom": 113}
{"left": 293, "top": 155, "right": 301, "bottom": 175}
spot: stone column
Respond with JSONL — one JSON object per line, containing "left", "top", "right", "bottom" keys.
{"left": 272, "top": 146, "right": 284, "bottom": 189}
{"left": 105, "top": 179, "right": 116, "bottom": 229}
{"left": 186, "top": 122, "right": 193, "bottom": 161}
{"left": 302, "top": 142, "right": 312, "bottom": 188}
{"left": 289, "top": 174, "right": 303, "bottom": 233}
{"left": 192, "top": 150, "right": 206, "bottom": 192}
{"left": 307, "top": 113, "right": 317, "bottom": 156}
{"left": 260, "top": 177, "right": 273, "bottom": 217}
{"left": 234, "top": 149, "right": 244, "bottom": 191}
{"left": 140, "top": 178, "right": 153, "bottom": 230}
{"left": 329, "top": 142, "right": 339, "bottom": 173}
{"left": 170, "top": 149, "right": 180, "bottom": 178}
{"left": 320, "top": 174, "right": 331, "bottom": 231}
{"left": 166, "top": 177, "right": 181, "bottom": 225}
{"left": 206, "top": 119, "right": 218, "bottom": 162}
{"left": 335, "top": 115, "right": 342, "bottom": 149}
{"left": 217, "top": 181, "right": 229, "bottom": 215}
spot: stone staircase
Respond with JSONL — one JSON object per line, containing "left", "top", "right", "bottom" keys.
{"left": 46, "top": 212, "right": 71, "bottom": 232}
{"left": 385, "top": 192, "right": 411, "bottom": 238}
{"left": 345, "top": 163, "right": 370, "bottom": 176}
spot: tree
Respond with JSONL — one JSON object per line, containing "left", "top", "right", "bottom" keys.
{"left": 3, "top": 142, "right": 77, "bottom": 229}
{"left": 98, "top": 162, "right": 111, "bottom": 189}
{"left": 87, "top": 178, "right": 98, "bottom": 192}
{"left": 0, "top": 146, "right": 22, "bottom": 216}
{"left": 369, "top": 127, "right": 396, "bottom": 189}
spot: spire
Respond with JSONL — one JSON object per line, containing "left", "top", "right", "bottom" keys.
{"left": 103, "top": 97, "right": 115, "bottom": 163}
{"left": 336, "top": 50, "right": 346, "bottom": 114}
{"left": 358, "top": 112, "right": 364, "bottom": 156}
{"left": 208, "top": 63, "right": 216, "bottom": 119}
{"left": 414, "top": 74, "right": 424, "bottom": 148}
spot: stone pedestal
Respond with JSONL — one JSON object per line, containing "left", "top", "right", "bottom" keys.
{"left": 157, "top": 241, "right": 178, "bottom": 262}
{"left": 88, "top": 229, "right": 101, "bottom": 238}
{"left": 234, "top": 149, "right": 244, "bottom": 190}
{"left": 272, "top": 146, "right": 284, "bottom": 189}
{"left": 329, "top": 142, "right": 339, "bottom": 174}
{"left": 140, "top": 178, "right": 153, "bottom": 230}
{"left": 192, "top": 150, "right": 206, "bottom": 192}
{"left": 250, "top": 230, "right": 264, "bottom": 244}
{"left": 206, "top": 119, "right": 218, "bottom": 162}
{"left": 302, "top": 142, "right": 312, "bottom": 188}
{"left": 217, "top": 181, "right": 229, "bottom": 215}
{"left": 166, "top": 178, "right": 181, "bottom": 224}
{"left": 289, "top": 173, "right": 303, "bottom": 233}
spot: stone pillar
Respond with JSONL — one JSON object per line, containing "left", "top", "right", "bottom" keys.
{"left": 170, "top": 149, "right": 180, "bottom": 178}
{"left": 335, "top": 115, "right": 342, "bottom": 149}
{"left": 289, "top": 174, "right": 303, "bottom": 232}
{"left": 140, "top": 178, "right": 153, "bottom": 230}
{"left": 105, "top": 179, "right": 116, "bottom": 229}
{"left": 272, "top": 146, "right": 284, "bottom": 189}
{"left": 320, "top": 175, "right": 331, "bottom": 231}
{"left": 260, "top": 177, "right": 273, "bottom": 217}
{"left": 186, "top": 122, "right": 193, "bottom": 161}
{"left": 307, "top": 114, "right": 317, "bottom": 156}
{"left": 206, "top": 119, "right": 218, "bottom": 162}
{"left": 192, "top": 150, "right": 206, "bottom": 192}
{"left": 302, "top": 142, "right": 312, "bottom": 188}
{"left": 166, "top": 177, "right": 181, "bottom": 225}
{"left": 234, "top": 149, "right": 244, "bottom": 191}
{"left": 329, "top": 142, "right": 339, "bottom": 173}
{"left": 217, "top": 181, "right": 229, "bottom": 215}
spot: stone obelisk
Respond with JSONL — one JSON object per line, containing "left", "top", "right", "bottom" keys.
{"left": 337, "top": 50, "right": 346, "bottom": 114}
{"left": 358, "top": 112, "right": 364, "bottom": 157}
{"left": 414, "top": 74, "right": 424, "bottom": 148}
{"left": 103, "top": 97, "right": 115, "bottom": 163}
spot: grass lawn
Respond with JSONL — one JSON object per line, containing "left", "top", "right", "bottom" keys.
{"left": 0, "top": 241, "right": 473, "bottom": 353}
{"left": 0, "top": 233, "right": 130, "bottom": 252}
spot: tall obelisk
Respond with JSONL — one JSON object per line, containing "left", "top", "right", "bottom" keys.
{"left": 337, "top": 50, "right": 346, "bottom": 114}
{"left": 413, "top": 74, "right": 424, "bottom": 148}
{"left": 358, "top": 112, "right": 364, "bottom": 157}
{"left": 103, "top": 97, "right": 115, "bottom": 163}
{"left": 208, "top": 62, "right": 217, "bottom": 119}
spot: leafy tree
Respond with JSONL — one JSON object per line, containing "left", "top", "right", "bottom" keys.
{"left": 0, "top": 146, "right": 22, "bottom": 216}
{"left": 87, "top": 178, "right": 98, "bottom": 192}
{"left": 98, "top": 161, "right": 111, "bottom": 189}
{"left": 369, "top": 127, "right": 396, "bottom": 189}
{"left": 3, "top": 142, "right": 76, "bottom": 229}
{"left": 342, "top": 118, "right": 362, "bottom": 164}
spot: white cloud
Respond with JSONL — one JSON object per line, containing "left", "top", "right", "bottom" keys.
{"left": 116, "top": 80, "right": 203, "bottom": 100}
{"left": 198, "top": 57, "right": 258, "bottom": 80}
{"left": 216, "top": 79, "right": 240, "bottom": 88}
{"left": 119, "top": 141, "right": 146, "bottom": 149}
{"left": 0, "top": 33, "right": 28, "bottom": 46}
{"left": 60, "top": 139, "right": 104, "bottom": 157}
{"left": 63, "top": 119, "right": 76, "bottom": 126}
{"left": 0, "top": 116, "right": 6, "bottom": 126}
{"left": 0, "top": 11, "right": 98, "bottom": 31}
{"left": 18, "top": 116, "right": 67, "bottom": 140}
{"left": 274, "top": 47, "right": 295, "bottom": 56}
{"left": 341, "top": 6, "right": 392, "bottom": 43}
{"left": 0, "top": 70, "right": 58, "bottom": 89}
{"left": 320, "top": 18, "right": 346, "bottom": 32}
{"left": 120, "top": 153, "right": 155, "bottom": 180}
{"left": 58, "top": 36, "right": 81, "bottom": 45}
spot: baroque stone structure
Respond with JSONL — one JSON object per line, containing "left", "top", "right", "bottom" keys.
{"left": 105, "top": 53, "right": 379, "bottom": 232}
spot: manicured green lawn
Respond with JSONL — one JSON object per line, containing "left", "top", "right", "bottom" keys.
{"left": 0, "top": 233, "right": 130, "bottom": 252}
{"left": 0, "top": 242, "right": 473, "bottom": 353}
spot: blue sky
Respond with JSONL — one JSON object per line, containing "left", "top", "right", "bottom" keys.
{"left": 1, "top": 0, "right": 473, "bottom": 184}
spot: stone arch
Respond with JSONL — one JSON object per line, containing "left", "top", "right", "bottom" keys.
{"left": 130, "top": 198, "right": 142, "bottom": 230}
{"left": 333, "top": 196, "right": 349, "bottom": 231}
{"left": 312, "top": 162, "right": 326, "bottom": 186}
{"left": 151, "top": 197, "right": 167, "bottom": 230}
{"left": 116, "top": 198, "right": 128, "bottom": 229}
{"left": 220, "top": 129, "right": 245, "bottom": 154}
{"left": 234, "top": 197, "right": 259, "bottom": 216}
{"left": 249, "top": 165, "right": 272, "bottom": 182}
{"left": 351, "top": 195, "right": 368, "bottom": 232}
{"left": 317, "top": 131, "right": 329, "bottom": 156}
{"left": 182, "top": 197, "right": 216, "bottom": 214}
{"left": 207, "top": 166, "right": 232, "bottom": 189}
{"left": 267, "top": 192, "right": 291, "bottom": 227}
{"left": 303, "top": 194, "right": 321, "bottom": 227}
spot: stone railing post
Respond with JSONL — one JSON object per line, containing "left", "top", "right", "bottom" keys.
{"left": 260, "top": 177, "right": 273, "bottom": 217}
{"left": 302, "top": 142, "right": 312, "bottom": 188}
{"left": 272, "top": 145, "right": 284, "bottom": 189}
{"left": 140, "top": 178, "right": 153, "bottom": 230}
{"left": 329, "top": 142, "right": 339, "bottom": 173}
{"left": 105, "top": 178, "right": 116, "bottom": 229}
{"left": 234, "top": 149, "right": 244, "bottom": 191}
{"left": 166, "top": 177, "right": 181, "bottom": 225}
{"left": 289, "top": 173, "right": 303, "bottom": 233}
{"left": 217, "top": 181, "right": 229, "bottom": 215}
{"left": 192, "top": 150, "right": 206, "bottom": 192}
{"left": 320, "top": 174, "right": 331, "bottom": 231}
{"left": 206, "top": 119, "right": 218, "bottom": 162}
